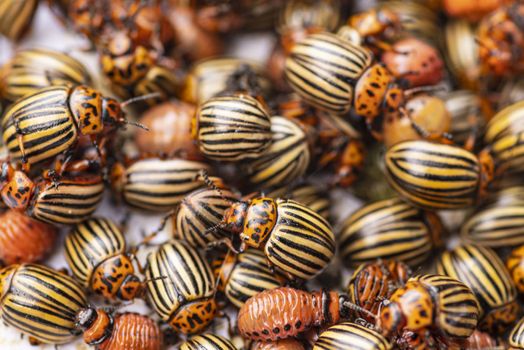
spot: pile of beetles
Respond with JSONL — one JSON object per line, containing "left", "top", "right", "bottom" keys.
{"left": 3, "top": 0, "right": 524, "bottom": 349}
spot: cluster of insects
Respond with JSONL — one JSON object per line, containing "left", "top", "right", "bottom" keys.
{"left": 1, "top": 0, "right": 524, "bottom": 349}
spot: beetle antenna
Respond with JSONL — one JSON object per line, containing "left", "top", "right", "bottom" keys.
{"left": 342, "top": 301, "right": 378, "bottom": 320}
{"left": 121, "top": 92, "right": 162, "bottom": 107}
{"left": 196, "top": 170, "right": 236, "bottom": 205}
{"left": 404, "top": 84, "right": 446, "bottom": 97}
{"left": 124, "top": 120, "right": 150, "bottom": 131}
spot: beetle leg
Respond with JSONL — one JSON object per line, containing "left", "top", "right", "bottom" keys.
{"left": 14, "top": 120, "right": 29, "bottom": 172}
{"left": 207, "top": 237, "right": 239, "bottom": 254}
{"left": 141, "top": 209, "right": 177, "bottom": 246}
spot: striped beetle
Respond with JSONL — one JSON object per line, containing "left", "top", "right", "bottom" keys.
{"left": 180, "top": 334, "right": 237, "bottom": 350}
{"left": 338, "top": 197, "right": 444, "bottom": 268}
{"left": 0, "top": 48, "right": 92, "bottom": 102}
{"left": 193, "top": 94, "right": 272, "bottom": 162}
{"left": 509, "top": 316, "right": 524, "bottom": 350}
{"left": 437, "top": 244, "right": 519, "bottom": 333}
{"left": 65, "top": 217, "right": 144, "bottom": 301}
{"left": 0, "top": 0, "right": 38, "bottom": 41}
{"left": 506, "top": 245, "right": 524, "bottom": 294}
{"left": 384, "top": 140, "right": 494, "bottom": 210}
{"left": 378, "top": 274, "right": 480, "bottom": 349}
{"left": 313, "top": 322, "right": 392, "bottom": 350}
{"left": 145, "top": 240, "right": 217, "bottom": 334}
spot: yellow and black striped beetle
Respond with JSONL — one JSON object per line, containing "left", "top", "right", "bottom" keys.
{"left": 384, "top": 140, "right": 494, "bottom": 210}
{"left": 145, "top": 240, "right": 217, "bottom": 334}
{"left": 110, "top": 157, "right": 211, "bottom": 212}
{"left": 217, "top": 197, "right": 335, "bottom": 281}
{"left": 313, "top": 322, "right": 392, "bottom": 350}
{"left": 65, "top": 217, "right": 144, "bottom": 301}
{"left": 2, "top": 85, "right": 135, "bottom": 171}
{"left": 437, "top": 244, "right": 519, "bottom": 333}
{"left": 193, "top": 94, "right": 273, "bottom": 162}
{"left": 0, "top": 48, "right": 92, "bottom": 102}
{"left": 0, "top": 0, "right": 38, "bottom": 41}
{"left": 509, "top": 316, "right": 524, "bottom": 350}
{"left": 180, "top": 333, "right": 238, "bottom": 350}
{"left": 214, "top": 248, "right": 285, "bottom": 308}
{"left": 338, "top": 197, "right": 444, "bottom": 268}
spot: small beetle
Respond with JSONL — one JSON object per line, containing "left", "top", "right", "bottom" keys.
{"left": 339, "top": 197, "right": 444, "bottom": 268}
{"left": 506, "top": 245, "right": 524, "bottom": 294}
{"left": 347, "top": 7, "right": 401, "bottom": 51}
{"left": 384, "top": 140, "right": 494, "bottom": 210}
{"left": 347, "top": 260, "right": 411, "bottom": 322}
{"left": 65, "top": 217, "right": 143, "bottom": 301}
{"left": 313, "top": 322, "right": 392, "bottom": 350}
{"left": 180, "top": 334, "right": 237, "bottom": 350}
{"left": 0, "top": 48, "right": 92, "bottom": 102}
{"left": 110, "top": 157, "right": 211, "bottom": 212}
{"left": 509, "top": 316, "right": 524, "bottom": 349}
{"left": 0, "top": 209, "right": 57, "bottom": 264}
{"left": 145, "top": 240, "right": 217, "bottom": 334}
{"left": 438, "top": 244, "right": 519, "bottom": 333}
{"left": 0, "top": 0, "right": 38, "bottom": 41}
{"left": 193, "top": 94, "right": 273, "bottom": 162}
{"left": 378, "top": 274, "right": 480, "bottom": 348}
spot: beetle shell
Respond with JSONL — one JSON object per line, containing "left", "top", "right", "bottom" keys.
{"left": 145, "top": 240, "right": 216, "bottom": 334}
{"left": 382, "top": 38, "right": 444, "bottom": 87}
{"left": 268, "top": 182, "right": 330, "bottom": 220}
{"left": 222, "top": 249, "right": 284, "bottom": 308}
{"left": 195, "top": 94, "right": 272, "bottom": 162}
{"left": 0, "top": 264, "right": 87, "bottom": 344}
{"left": 347, "top": 260, "right": 410, "bottom": 322}
{"left": 509, "top": 316, "right": 524, "bottom": 349}
{"left": 0, "top": 48, "right": 92, "bottom": 102}
{"left": 385, "top": 140, "right": 482, "bottom": 210}
{"left": 265, "top": 199, "right": 335, "bottom": 280}
{"left": 0, "top": 209, "right": 57, "bottom": 264}
{"left": 449, "top": 329, "right": 500, "bottom": 350}
{"left": 135, "top": 101, "right": 201, "bottom": 159}
{"left": 444, "top": 0, "right": 508, "bottom": 21}
{"left": 132, "top": 65, "right": 181, "bottom": 106}
{"left": 180, "top": 334, "right": 237, "bottom": 350}
{"left": 461, "top": 203, "right": 524, "bottom": 249}
{"left": 252, "top": 338, "right": 304, "bottom": 350}
{"left": 313, "top": 322, "right": 392, "bottom": 350}
{"left": 175, "top": 186, "right": 239, "bottom": 248}
{"left": 285, "top": 32, "right": 373, "bottom": 114}
{"left": 2, "top": 86, "right": 79, "bottom": 166}
{"left": 84, "top": 312, "right": 163, "bottom": 350}
{"left": 442, "top": 90, "right": 483, "bottom": 145}
{"left": 245, "top": 116, "right": 310, "bottom": 189}
{"left": 506, "top": 245, "right": 524, "bottom": 294}
{"left": 437, "top": 244, "right": 519, "bottom": 333}
{"left": 339, "top": 197, "right": 441, "bottom": 268}
{"left": 115, "top": 158, "right": 210, "bottom": 212}
{"left": 237, "top": 287, "right": 340, "bottom": 341}
{"left": 0, "top": 0, "right": 38, "bottom": 41}
{"left": 65, "top": 217, "right": 141, "bottom": 300}
{"left": 29, "top": 174, "right": 104, "bottom": 225}
{"left": 444, "top": 20, "right": 479, "bottom": 89}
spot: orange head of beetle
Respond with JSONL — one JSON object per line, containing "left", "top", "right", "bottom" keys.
{"left": 223, "top": 201, "right": 250, "bottom": 234}
{"left": 76, "top": 307, "right": 113, "bottom": 345}
{"left": 0, "top": 169, "right": 35, "bottom": 210}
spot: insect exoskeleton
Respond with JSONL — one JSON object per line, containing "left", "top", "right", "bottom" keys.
{"left": 447, "top": 329, "right": 501, "bottom": 350}
{"left": 1, "top": 85, "right": 130, "bottom": 170}
{"left": 252, "top": 338, "right": 305, "bottom": 350}
{"left": 0, "top": 48, "right": 92, "bottom": 102}
{"left": 267, "top": 182, "right": 330, "bottom": 220}
{"left": 313, "top": 322, "right": 392, "bottom": 350}
{"left": 65, "top": 217, "right": 143, "bottom": 301}
{"left": 179, "top": 334, "right": 237, "bottom": 350}
{"left": 0, "top": 263, "right": 88, "bottom": 344}
{"left": 378, "top": 274, "right": 480, "bottom": 348}
{"left": 243, "top": 116, "right": 311, "bottom": 189}
{"left": 338, "top": 197, "right": 444, "bottom": 268}
{"left": 384, "top": 140, "right": 494, "bottom": 210}
{"left": 509, "top": 316, "right": 524, "bottom": 350}
{"left": 347, "top": 260, "right": 411, "bottom": 322}
{"left": 222, "top": 197, "right": 335, "bottom": 281}
{"left": 0, "top": 0, "right": 38, "bottom": 41}
{"left": 484, "top": 101, "right": 524, "bottom": 175}
{"left": 0, "top": 209, "right": 57, "bottom": 264}
{"left": 215, "top": 248, "right": 284, "bottom": 308}
{"left": 437, "top": 244, "right": 519, "bottom": 333}
{"left": 442, "top": 90, "right": 484, "bottom": 146}
{"left": 443, "top": 19, "right": 479, "bottom": 89}
{"left": 506, "top": 245, "right": 524, "bottom": 294}
{"left": 110, "top": 157, "right": 211, "bottom": 212}
{"left": 145, "top": 240, "right": 217, "bottom": 334}
{"left": 461, "top": 200, "right": 524, "bottom": 250}
{"left": 193, "top": 94, "right": 272, "bottom": 162}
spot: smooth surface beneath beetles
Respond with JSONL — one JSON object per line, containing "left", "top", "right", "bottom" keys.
{"left": 0, "top": 4, "right": 365, "bottom": 350}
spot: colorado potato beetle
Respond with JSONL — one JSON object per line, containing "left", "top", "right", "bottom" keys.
{"left": 0, "top": 48, "right": 92, "bottom": 102}
{"left": 145, "top": 240, "right": 217, "bottom": 334}
{"left": 509, "top": 316, "right": 524, "bottom": 350}
{"left": 384, "top": 140, "right": 494, "bottom": 210}
{"left": 110, "top": 157, "right": 211, "bottom": 212}
{"left": 0, "top": 0, "right": 38, "bottom": 41}
{"left": 437, "top": 244, "right": 519, "bottom": 333}
{"left": 313, "top": 322, "right": 392, "bottom": 350}
{"left": 220, "top": 197, "right": 335, "bottom": 281}
{"left": 0, "top": 209, "right": 57, "bottom": 265}
{"left": 193, "top": 94, "right": 272, "bottom": 162}
{"left": 506, "top": 245, "right": 524, "bottom": 294}
{"left": 338, "top": 197, "right": 443, "bottom": 268}
{"left": 378, "top": 274, "right": 480, "bottom": 348}
{"left": 180, "top": 334, "right": 237, "bottom": 350}
{"left": 65, "top": 217, "right": 144, "bottom": 301}
{"left": 347, "top": 260, "right": 411, "bottom": 322}
{"left": 347, "top": 7, "right": 401, "bottom": 51}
